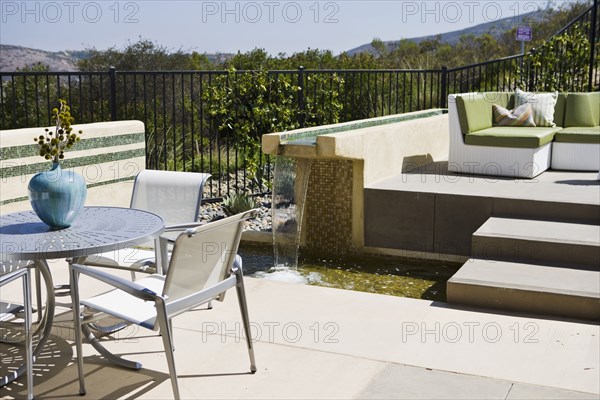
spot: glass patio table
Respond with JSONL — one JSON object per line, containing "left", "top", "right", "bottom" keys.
{"left": 0, "top": 206, "right": 164, "bottom": 386}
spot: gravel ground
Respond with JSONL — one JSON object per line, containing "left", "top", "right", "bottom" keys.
{"left": 200, "top": 194, "right": 273, "bottom": 232}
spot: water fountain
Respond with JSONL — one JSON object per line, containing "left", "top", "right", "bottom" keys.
{"left": 262, "top": 109, "right": 449, "bottom": 281}
{"left": 272, "top": 156, "right": 312, "bottom": 269}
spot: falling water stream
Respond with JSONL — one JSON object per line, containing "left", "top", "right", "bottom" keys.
{"left": 267, "top": 156, "right": 313, "bottom": 282}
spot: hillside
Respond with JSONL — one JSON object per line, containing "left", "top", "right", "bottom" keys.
{"left": 346, "top": 11, "right": 542, "bottom": 56}
{"left": 0, "top": 44, "right": 82, "bottom": 72}
{"left": 0, "top": 44, "right": 233, "bottom": 72}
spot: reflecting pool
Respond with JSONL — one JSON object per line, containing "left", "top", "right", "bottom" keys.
{"left": 238, "top": 244, "right": 460, "bottom": 302}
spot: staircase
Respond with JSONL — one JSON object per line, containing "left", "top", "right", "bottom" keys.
{"left": 447, "top": 217, "right": 600, "bottom": 321}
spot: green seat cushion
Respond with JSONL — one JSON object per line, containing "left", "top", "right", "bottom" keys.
{"left": 564, "top": 93, "right": 600, "bottom": 127}
{"left": 465, "top": 126, "right": 560, "bottom": 148}
{"left": 555, "top": 127, "right": 600, "bottom": 144}
{"left": 456, "top": 94, "right": 493, "bottom": 134}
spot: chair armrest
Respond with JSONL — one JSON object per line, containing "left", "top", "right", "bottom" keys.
{"left": 79, "top": 255, "right": 156, "bottom": 272}
{"left": 164, "top": 222, "right": 207, "bottom": 232}
{"left": 70, "top": 263, "right": 158, "bottom": 301}
{"left": 160, "top": 222, "right": 207, "bottom": 246}
{"left": 0, "top": 267, "right": 29, "bottom": 285}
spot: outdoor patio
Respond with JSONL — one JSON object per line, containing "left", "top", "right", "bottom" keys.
{"left": 1, "top": 2, "right": 599, "bottom": 397}
{"left": 1, "top": 155, "right": 599, "bottom": 399}
{"left": 1, "top": 255, "right": 599, "bottom": 399}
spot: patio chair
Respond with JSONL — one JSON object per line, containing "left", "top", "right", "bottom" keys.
{"left": 0, "top": 267, "right": 33, "bottom": 400}
{"left": 1, "top": 261, "right": 42, "bottom": 328}
{"left": 69, "top": 210, "right": 258, "bottom": 400}
{"left": 81, "top": 170, "right": 211, "bottom": 277}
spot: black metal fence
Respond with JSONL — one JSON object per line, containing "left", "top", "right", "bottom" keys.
{"left": 444, "top": 8, "right": 599, "bottom": 96}
{"left": 1, "top": 2, "right": 598, "bottom": 200}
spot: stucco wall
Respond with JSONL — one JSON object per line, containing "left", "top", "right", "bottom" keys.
{"left": 1, "top": 120, "right": 145, "bottom": 213}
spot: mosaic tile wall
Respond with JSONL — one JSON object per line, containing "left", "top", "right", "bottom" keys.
{"left": 303, "top": 159, "right": 354, "bottom": 255}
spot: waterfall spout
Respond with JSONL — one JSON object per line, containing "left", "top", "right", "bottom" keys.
{"left": 272, "top": 156, "right": 312, "bottom": 269}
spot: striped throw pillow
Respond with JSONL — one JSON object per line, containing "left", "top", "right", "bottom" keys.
{"left": 492, "top": 103, "right": 536, "bottom": 127}
{"left": 514, "top": 88, "right": 558, "bottom": 127}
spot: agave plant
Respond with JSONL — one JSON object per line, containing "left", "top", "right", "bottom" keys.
{"left": 222, "top": 193, "right": 257, "bottom": 216}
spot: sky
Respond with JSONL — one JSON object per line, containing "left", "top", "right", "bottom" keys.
{"left": 0, "top": 0, "right": 565, "bottom": 55}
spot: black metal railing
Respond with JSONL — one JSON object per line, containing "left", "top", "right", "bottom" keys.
{"left": 523, "top": 0, "right": 599, "bottom": 92}
{"left": 445, "top": 55, "right": 525, "bottom": 98}
{"left": 1, "top": 1, "right": 597, "bottom": 200}
{"left": 0, "top": 71, "right": 111, "bottom": 130}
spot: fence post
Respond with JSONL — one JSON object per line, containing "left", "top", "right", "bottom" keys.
{"left": 109, "top": 67, "right": 117, "bottom": 121}
{"left": 440, "top": 66, "right": 448, "bottom": 108}
{"left": 297, "top": 66, "right": 305, "bottom": 128}
{"left": 588, "top": 0, "right": 598, "bottom": 91}
{"left": 527, "top": 49, "right": 536, "bottom": 91}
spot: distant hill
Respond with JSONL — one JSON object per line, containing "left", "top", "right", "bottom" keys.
{"left": 0, "top": 44, "right": 233, "bottom": 72}
{"left": 0, "top": 44, "right": 82, "bottom": 72}
{"left": 346, "top": 11, "right": 543, "bottom": 56}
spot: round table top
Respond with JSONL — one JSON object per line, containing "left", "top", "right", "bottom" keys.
{"left": 0, "top": 207, "right": 165, "bottom": 261}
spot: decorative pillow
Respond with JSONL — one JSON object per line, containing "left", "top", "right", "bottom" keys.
{"left": 514, "top": 88, "right": 558, "bottom": 127}
{"left": 492, "top": 103, "right": 536, "bottom": 127}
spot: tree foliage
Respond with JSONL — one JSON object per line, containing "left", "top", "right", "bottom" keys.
{"left": 520, "top": 21, "right": 596, "bottom": 92}
{"left": 202, "top": 68, "right": 342, "bottom": 185}
{"left": 77, "top": 38, "right": 211, "bottom": 71}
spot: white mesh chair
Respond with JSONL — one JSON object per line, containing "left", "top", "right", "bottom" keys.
{"left": 1, "top": 261, "right": 41, "bottom": 327}
{"left": 0, "top": 267, "right": 33, "bottom": 400}
{"left": 69, "top": 210, "right": 257, "bottom": 400}
{"left": 82, "top": 170, "right": 211, "bottom": 276}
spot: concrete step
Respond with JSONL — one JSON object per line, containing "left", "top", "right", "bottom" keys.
{"left": 447, "top": 259, "right": 600, "bottom": 321}
{"left": 472, "top": 217, "right": 600, "bottom": 270}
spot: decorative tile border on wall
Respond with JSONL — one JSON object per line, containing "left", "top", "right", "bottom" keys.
{"left": 0, "top": 133, "right": 144, "bottom": 160}
{"left": 279, "top": 110, "right": 444, "bottom": 144}
{"left": 1, "top": 149, "right": 145, "bottom": 179}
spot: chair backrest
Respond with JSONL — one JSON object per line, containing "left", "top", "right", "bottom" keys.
{"left": 130, "top": 170, "right": 211, "bottom": 226}
{"left": 162, "top": 209, "right": 256, "bottom": 303}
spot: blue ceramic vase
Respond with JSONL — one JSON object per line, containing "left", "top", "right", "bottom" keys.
{"left": 28, "top": 162, "right": 87, "bottom": 229}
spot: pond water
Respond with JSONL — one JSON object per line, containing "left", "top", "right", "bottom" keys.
{"left": 238, "top": 244, "right": 460, "bottom": 302}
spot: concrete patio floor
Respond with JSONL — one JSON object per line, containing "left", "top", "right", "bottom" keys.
{"left": 1, "top": 257, "right": 599, "bottom": 399}
{"left": 2, "top": 170, "right": 599, "bottom": 399}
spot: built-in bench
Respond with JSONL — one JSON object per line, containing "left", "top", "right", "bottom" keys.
{"left": 448, "top": 91, "right": 600, "bottom": 178}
